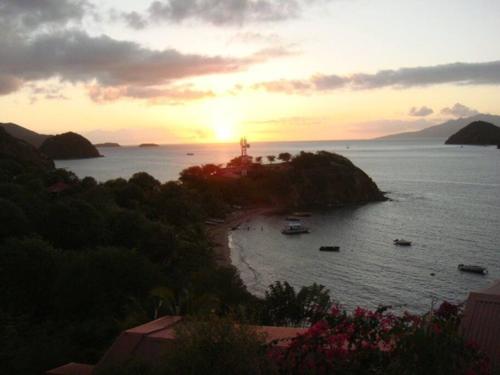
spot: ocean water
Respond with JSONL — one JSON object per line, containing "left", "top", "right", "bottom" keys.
{"left": 56, "top": 140, "right": 500, "bottom": 312}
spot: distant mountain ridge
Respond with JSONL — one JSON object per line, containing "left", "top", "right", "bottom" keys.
{"left": 0, "top": 122, "right": 51, "bottom": 147}
{"left": 376, "top": 114, "right": 500, "bottom": 140}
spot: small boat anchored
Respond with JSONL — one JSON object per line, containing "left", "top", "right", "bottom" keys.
{"left": 281, "top": 221, "right": 309, "bottom": 235}
{"left": 458, "top": 264, "right": 488, "bottom": 275}
{"left": 319, "top": 246, "right": 340, "bottom": 252}
{"left": 393, "top": 239, "right": 412, "bottom": 246}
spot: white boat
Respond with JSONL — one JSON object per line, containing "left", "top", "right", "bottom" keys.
{"left": 393, "top": 239, "right": 412, "bottom": 246}
{"left": 282, "top": 221, "right": 309, "bottom": 235}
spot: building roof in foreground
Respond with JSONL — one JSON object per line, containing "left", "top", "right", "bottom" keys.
{"left": 46, "top": 363, "right": 94, "bottom": 375}
{"left": 47, "top": 315, "right": 306, "bottom": 374}
{"left": 461, "top": 279, "right": 500, "bottom": 372}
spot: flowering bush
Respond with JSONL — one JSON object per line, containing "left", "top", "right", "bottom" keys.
{"left": 272, "top": 302, "right": 490, "bottom": 375}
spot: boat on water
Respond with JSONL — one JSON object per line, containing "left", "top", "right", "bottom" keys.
{"left": 319, "top": 246, "right": 340, "bottom": 252}
{"left": 186, "top": 152, "right": 194, "bottom": 156}
{"left": 282, "top": 221, "right": 309, "bottom": 235}
{"left": 393, "top": 239, "right": 412, "bottom": 246}
{"left": 458, "top": 264, "right": 488, "bottom": 275}
{"left": 286, "top": 216, "right": 301, "bottom": 221}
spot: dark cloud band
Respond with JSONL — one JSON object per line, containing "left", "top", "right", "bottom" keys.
{"left": 254, "top": 60, "right": 500, "bottom": 94}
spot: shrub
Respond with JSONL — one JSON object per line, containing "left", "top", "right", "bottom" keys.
{"left": 273, "top": 302, "right": 490, "bottom": 375}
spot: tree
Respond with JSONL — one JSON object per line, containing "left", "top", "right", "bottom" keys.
{"left": 277, "top": 152, "right": 292, "bottom": 163}
{"left": 160, "top": 316, "right": 274, "bottom": 375}
{"left": 255, "top": 156, "right": 263, "bottom": 164}
{"left": 266, "top": 155, "right": 276, "bottom": 164}
{"left": 262, "top": 281, "right": 332, "bottom": 327}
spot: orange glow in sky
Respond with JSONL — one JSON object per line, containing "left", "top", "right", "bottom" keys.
{"left": 1, "top": 0, "right": 500, "bottom": 144}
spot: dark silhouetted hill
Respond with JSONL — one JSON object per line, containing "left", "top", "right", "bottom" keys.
{"left": 0, "top": 126, "right": 54, "bottom": 169}
{"left": 445, "top": 121, "right": 500, "bottom": 145}
{"left": 0, "top": 122, "right": 51, "bottom": 147}
{"left": 376, "top": 114, "right": 500, "bottom": 140}
{"left": 40, "top": 132, "right": 101, "bottom": 160}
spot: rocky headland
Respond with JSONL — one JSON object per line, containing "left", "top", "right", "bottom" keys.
{"left": 40, "top": 132, "right": 102, "bottom": 160}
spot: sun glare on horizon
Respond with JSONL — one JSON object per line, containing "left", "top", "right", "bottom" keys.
{"left": 213, "top": 120, "right": 235, "bottom": 142}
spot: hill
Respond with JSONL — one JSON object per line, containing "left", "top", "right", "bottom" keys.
{"left": 40, "top": 132, "right": 102, "bottom": 160}
{"left": 0, "top": 122, "right": 51, "bottom": 147}
{"left": 376, "top": 114, "right": 500, "bottom": 140}
{"left": 445, "top": 121, "right": 500, "bottom": 145}
{"left": 0, "top": 126, "right": 54, "bottom": 169}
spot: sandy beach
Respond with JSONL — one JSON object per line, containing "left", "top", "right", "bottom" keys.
{"left": 207, "top": 207, "right": 278, "bottom": 266}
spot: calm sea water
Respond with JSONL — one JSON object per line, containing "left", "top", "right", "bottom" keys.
{"left": 57, "top": 140, "right": 500, "bottom": 312}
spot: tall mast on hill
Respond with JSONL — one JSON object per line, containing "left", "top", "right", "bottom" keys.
{"left": 240, "top": 137, "right": 250, "bottom": 158}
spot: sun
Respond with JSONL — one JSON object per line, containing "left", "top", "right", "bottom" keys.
{"left": 214, "top": 121, "right": 235, "bottom": 141}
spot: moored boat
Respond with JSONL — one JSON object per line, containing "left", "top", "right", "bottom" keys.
{"left": 393, "top": 239, "right": 412, "bottom": 246}
{"left": 458, "top": 264, "right": 488, "bottom": 275}
{"left": 319, "top": 246, "right": 340, "bottom": 252}
{"left": 282, "top": 221, "right": 309, "bottom": 235}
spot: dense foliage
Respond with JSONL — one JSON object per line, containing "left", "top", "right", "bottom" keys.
{"left": 97, "top": 303, "right": 489, "bottom": 375}
{"left": 0, "top": 151, "right": 484, "bottom": 374}
{"left": 0, "top": 161, "right": 250, "bottom": 374}
{"left": 273, "top": 302, "right": 490, "bottom": 375}
{"left": 0, "top": 156, "right": 340, "bottom": 374}
{"left": 180, "top": 151, "right": 385, "bottom": 209}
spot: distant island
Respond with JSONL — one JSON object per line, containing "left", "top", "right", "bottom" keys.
{"left": 376, "top": 113, "right": 500, "bottom": 140}
{"left": 40, "top": 132, "right": 102, "bottom": 160}
{"left": 139, "top": 143, "right": 159, "bottom": 147}
{"left": 445, "top": 120, "right": 500, "bottom": 145}
{"left": 95, "top": 142, "right": 121, "bottom": 147}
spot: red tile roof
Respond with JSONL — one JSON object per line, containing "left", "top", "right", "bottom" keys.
{"left": 46, "top": 362, "right": 94, "bottom": 375}
{"left": 461, "top": 280, "right": 500, "bottom": 372}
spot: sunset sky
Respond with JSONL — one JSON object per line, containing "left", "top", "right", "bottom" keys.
{"left": 1, "top": 0, "right": 500, "bottom": 144}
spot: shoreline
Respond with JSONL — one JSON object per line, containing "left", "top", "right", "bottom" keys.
{"left": 208, "top": 207, "right": 278, "bottom": 266}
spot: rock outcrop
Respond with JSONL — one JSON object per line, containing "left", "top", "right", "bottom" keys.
{"left": 40, "top": 132, "right": 101, "bottom": 160}
{"left": 0, "top": 126, "right": 54, "bottom": 169}
{"left": 285, "top": 151, "right": 386, "bottom": 208}
{"left": 445, "top": 121, "right": 500, "bottom": 145}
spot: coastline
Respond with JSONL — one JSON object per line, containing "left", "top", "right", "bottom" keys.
{"left": 208, "top": 207, "right": 278, "bottom": 266}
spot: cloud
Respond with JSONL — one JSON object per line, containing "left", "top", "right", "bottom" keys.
{"left": 409, "top": 106, "right": 434, "bottom": 117}
{"left": 0, "top": 0, "right": 90, "bottom": 32}
{"left": 440, "top": 103, "right": 479, "bottom": 118}
{"left": 120, "top": 11, "right": 147, "bottom": 30}
{"left": 0, "top": 74, "right": 22, "bottom": 95}
{"left": 88, "top": 84, "right": 214, "bottom": 104}
{"left": 0, "top": 29, "right": 267, "bottom": 102}
{"left": 252, "top": 60, "right": 500, "bottom": 94}
{"left": 120, "top": 0, "right": 329, "bottom": 28}
{"left": 227, "top": 32, "right": 282, "bottom": 45}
